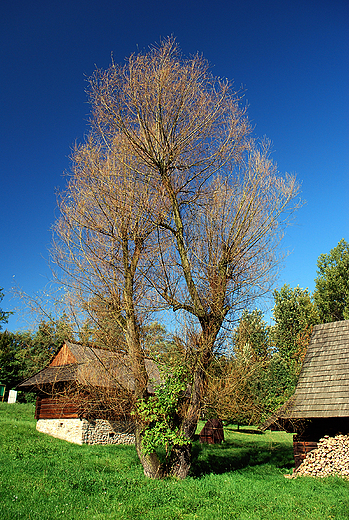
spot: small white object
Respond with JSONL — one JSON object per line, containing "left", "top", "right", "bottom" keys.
{"left": 8, "top": 390, "right": 17, "bottom": 403}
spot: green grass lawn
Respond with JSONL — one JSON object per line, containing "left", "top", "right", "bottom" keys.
{"left": 1, "top": 403, "right": 349, "bottom": 519}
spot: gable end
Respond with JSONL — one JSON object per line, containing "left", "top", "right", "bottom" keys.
{"left": 49, "top": 343, "right": 77, "bottom": 367}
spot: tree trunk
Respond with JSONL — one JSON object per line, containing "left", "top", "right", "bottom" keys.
{"left": 168, "top": 444, "right": 191, "bottom": 479}
{"left": 166, "top": 365, "right": 206, "bottom": 479}
{"left": 168, "top": 326, "right": 220, "bottom": 478}
{"left": 123, "top": 270, "right": 163, "bottom": 478}
{"left": 134, "top": 424, "right": 163, "bottom": 479}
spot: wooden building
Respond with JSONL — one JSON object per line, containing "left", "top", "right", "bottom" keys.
{"left": 199, "top": 418, "right": 224, "bottom": 444}
{"left": 262, "top": 320, "right": 349, "bottom": 467}
{"left": 18, "top": 342, "right": 160, "bottom": 445}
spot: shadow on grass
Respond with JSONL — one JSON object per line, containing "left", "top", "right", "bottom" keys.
{"left": 224, "top": 427, "right": 264, "bottom": 435}
{"left": 190, "top": 436, "right": 294, "bottom": 477}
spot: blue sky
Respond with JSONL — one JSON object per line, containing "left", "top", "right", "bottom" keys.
{"left": 1, "top": 0, "right": 348, "bottom": 331}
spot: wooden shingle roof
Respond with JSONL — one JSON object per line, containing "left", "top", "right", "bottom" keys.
{"left": 18, "top": 342, "right": 161, "bottom": 394}
{"left": 274, "top": 320, "right": 349, "bottom": 420}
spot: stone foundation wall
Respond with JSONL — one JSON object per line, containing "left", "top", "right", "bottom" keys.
{"left": 36, "top": 418, "right": 135, "bottom": 445}
{"left": 82, "top": 419, "right": 135, "bottom": 445}
{"left": 36, "top": 418, "right": 84, "bottom": 444}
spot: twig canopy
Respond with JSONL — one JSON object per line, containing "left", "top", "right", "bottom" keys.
{"left": 51, "top": 38, "right": 301, "bottom": 478}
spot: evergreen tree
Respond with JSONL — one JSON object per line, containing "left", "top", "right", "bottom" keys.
{"left": 0, "top": 317, "right": 74, "bottom": 397}
{"left": 0, "top": 331, "right": 22, "bottom": 391}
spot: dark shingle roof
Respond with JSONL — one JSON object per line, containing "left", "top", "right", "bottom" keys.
{"left": 18, "top": 342, "right": 161, "bottom": 393}
{"left": 273, "top": 320, "right": 349, "bottom": 420}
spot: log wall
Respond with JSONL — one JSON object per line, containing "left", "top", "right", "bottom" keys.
{"left": 293, "top": 437, "right": 318, "bottom": 469}
{"left": 292, "top": 417, "right": 349, "bottom": 468}
{"left": 35, "top": 396, "right": 79, "bottom": 420}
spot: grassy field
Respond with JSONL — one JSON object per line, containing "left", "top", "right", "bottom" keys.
{"left": 1, "top": 403, "right": 349, "bottom": 519}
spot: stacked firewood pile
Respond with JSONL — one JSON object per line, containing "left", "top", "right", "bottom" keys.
{"left": 295, "top": 435, "right": 349, "bottom": 479}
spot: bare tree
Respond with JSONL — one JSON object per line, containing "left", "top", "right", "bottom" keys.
{"left": 53, "top": 38, "right": 300, "bottom": 478}
{"left": 53, "top": 134, "right": 167, "bottom": 476}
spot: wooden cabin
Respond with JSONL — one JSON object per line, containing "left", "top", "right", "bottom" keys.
{"left": 262, "top": 320, "right": 349, "bottom": 468}
{"left": 18, "top": 342, "right": 160, "bottom": 445}
{"left": 199, "top": 418, "right": 224, "bottom": 444}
